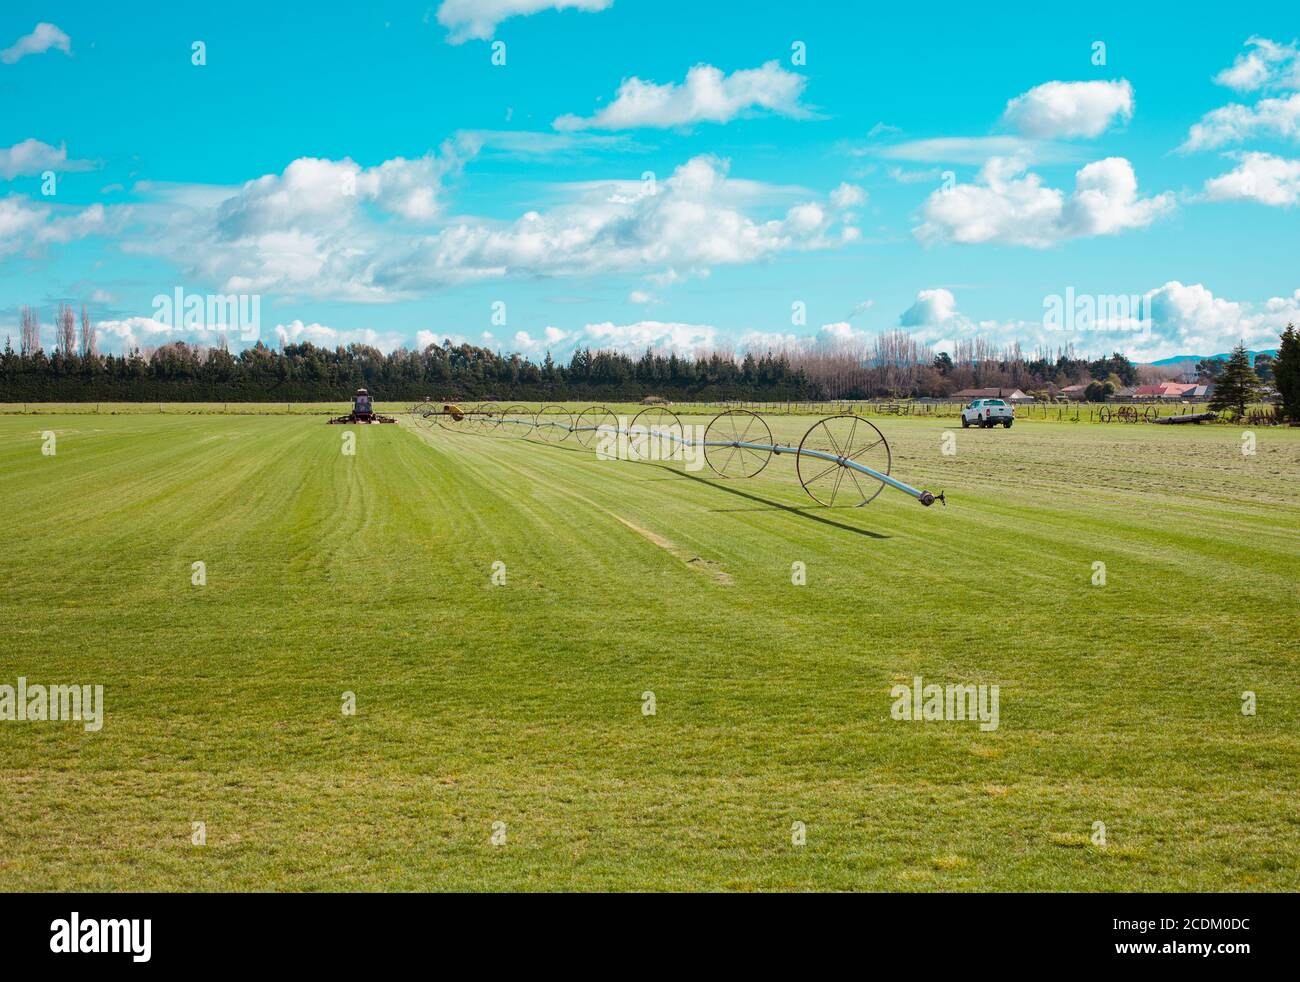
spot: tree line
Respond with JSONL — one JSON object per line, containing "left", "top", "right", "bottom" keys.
{"left": 0, "top": 334, "right": 818, "bottom": 403}
{"left": 4, "top": 309, "right": 1297, "bottom": 412}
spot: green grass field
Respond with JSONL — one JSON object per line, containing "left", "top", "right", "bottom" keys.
{"left": 1, "top": 409, "right": 1297, "bottom": 891}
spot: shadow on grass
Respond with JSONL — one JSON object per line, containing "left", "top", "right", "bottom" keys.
{"left": 647, "top": 463, "right": 890, "bottom": 540}
{"left": 429, "top": 427, "right": 890, "bottom": 540}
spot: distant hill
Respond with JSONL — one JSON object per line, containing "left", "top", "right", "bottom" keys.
{"left": 1149, "top": 349, "right": 1278, "bottom": 366}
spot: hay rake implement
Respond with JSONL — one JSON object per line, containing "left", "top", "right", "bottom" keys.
{"left": 408, "top": 402, "right": 945, "bottom": 509}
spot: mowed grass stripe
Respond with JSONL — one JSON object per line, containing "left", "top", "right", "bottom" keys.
{"left": 0, "top": 413, "right": 1296, "bottom": 890}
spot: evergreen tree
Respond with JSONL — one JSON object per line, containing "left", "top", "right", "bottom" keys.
{"left": 1274, "top": 324, "right": 1300, "bottom": 422}
{"left": 1208, "top": 342, "right": 1261, "bottom": 419}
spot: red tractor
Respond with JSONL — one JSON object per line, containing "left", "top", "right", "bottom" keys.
{"left": 328, "top": 389, "right": 397, "bottom": 424}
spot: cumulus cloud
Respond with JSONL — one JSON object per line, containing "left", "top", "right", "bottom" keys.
{"left": 1181, "top": 39, "right": 1300, "bottom": 152}
{"left": 121, "top": 143, "right": 475, "bottom": 300}
{"left": 369, "top": 155, "right": 855, "bottom": 294}
{"left": 1180, "top": 91, "right": 1300, "bottom": 152}
{"left": 272, "top": 319, "right": 405, "bottom": 351}
{"left": 92, "top": 315, "right": 258, "bottom": 355}
{"left": 888, "top": 282, "right": 1299, "bottom": 361}
{"left": 1136, "top": 281, "right": 1296, "bottom": 358}
{"left": 214, "top": 150, "right": 463, "bottom": 236}
{"left": 1202, "top": 152, "right": 1300, "bottom": 206}
{"left": 557, "top": 319, "right": 718, "bottom": 356}
{"left": 1212, "top": 36, "right": 1300, "bottom": 92}
{"left": 900, "top": 288, "right": 959, "bottom": 327}
{"left": 0, "top": 139, "right": 94, "bottom": 180}
{"left": 914, "top": 156, "right": 1173, "bottom": 248}
{"left": 123, "top": 152, "right": 858, "bottom": 300}
{"left": 554, "top": 61, "right": 809, "bottom": 131}
{"left": 89, "top": 316, "right": 404, "bottom": 355}
{"left": 1002, "top": 80, "right": 1134, "bottom": 138}
{"left": 0, "top": 195, "right": 114, "bottom": 259}
{"left": 1, "top": 22, "right": 71, "bottom": 64}
{"left": 436, "top": 0, "right": 611, "bottom": 43}
{"left": 736, "top": 320, "right": 875, "bottom": 356}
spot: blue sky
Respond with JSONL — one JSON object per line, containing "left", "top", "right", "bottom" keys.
{"left": 2, "top": 0, "right": 1298, "bottom": 362}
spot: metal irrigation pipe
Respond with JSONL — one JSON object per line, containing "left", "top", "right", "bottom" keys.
{"left": 421, "top": 406, "right": 944, "bottom": 509}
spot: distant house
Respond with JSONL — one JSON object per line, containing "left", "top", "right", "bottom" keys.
{"left": 951, "top": 387, "right": 1034, "bottom": 403}
{"left": 1134, "top": 382, "right": 1202, "bottom": 401}
{"left": 1059, "top": 384, "right": 1088, "bottom": 399}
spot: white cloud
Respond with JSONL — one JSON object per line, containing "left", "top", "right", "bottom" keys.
{"left": 887, "top": 282, "right": 1298, "bottom": 361}
{"left": 1180, "top": 91, "right": 1300, "bottom": 152}
{"left": 914, "top": 156, "right": 1173, "bottom": 248}
{"left": 1002, "top": 80, "right": 1134, "bottom": 138}
{"left": 900, "top": 288, "right": 959, "bottom": 327}
{"left": 554, "top": 61, "right": 809, "bottom": 131}
{"left": 0, "top": 139, "right": 93, "bottom": 179}
{"left": 457, "top": 129, "right": 635, "bottom": 159}
{"left": 829, "top": 182, "right": 867, "bottom": 208}
{"left": 1212, "top": 37, "right": 1300, "bottom": 92}
{"left": 437, "top": 0, "right": 612, "bottom": 43}
{"left": 736, "top": 320, "right": 875, "bottom": 355}
{"left": 887, "top": 165, "right": 943, "bottom": 184}
{"left": 1135, "top": 281, "right": 1295, "bottom": 358}
{"left": 0, "top": 195, "right": 113, "bottom": 259}
{"left": 125, "top": 153, "right": 857, "bottom": 300}
{"left": 1, "top": 22, "right": 71, "bottom": 64}
{"left": 872, "top": 136, "right": 1081, "bottom": 165}
{"left": 570, "top": 319, "right": 718, "bottom": 356}
{"left": 92, "top": 315, "right": 246, "bottom": 355}
{"left": 89, "top": 316, "right": 405, "bottom": 355}
{"left": 274, "top": 319, "right": 404, "bottom": 350}
{"left": 368, "top": 155, "right": 856, "bottom": 294}
{"left": 215, "top": 149, "right": 463, "bottom": 236}
{"left": 1203, "top": 152, "right": 1300, "bottom": 206}
{"left": 121, "top": 143, "right": 473, "bottom": 300}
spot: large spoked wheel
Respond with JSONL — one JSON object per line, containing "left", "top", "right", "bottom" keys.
{"left": 415, "top": 404, "right": 441, "bottom": 428}
{"left": 472, "top": 402, "right": 501, "bottom": 434}
{"left": 703, "top": 410, "right": 773, "bottom": 478}
{"left": 797, "top": 414, "right": 891, "bottom": 507}
{"left": 533, "top": 405, "right": 573, "bottom": 443}
{"left": 499, "top": 404, "right": 533, "bottom": 438}
{"left": 573, "top": 405, "right": 617, "bottom": 450}
{"left": 628, "top": 406, "right": 683, "bottom": 460}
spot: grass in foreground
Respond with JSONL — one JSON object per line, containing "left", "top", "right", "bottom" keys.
{"left": 0, "top": 411, "right": 1296, "bottom": 890}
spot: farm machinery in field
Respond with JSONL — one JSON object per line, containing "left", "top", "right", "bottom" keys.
{"left": 409, "top": 401, "right": 946, "bottom": 509}
{"left": 328, "top": 389, "right": 397, "bottom": 424}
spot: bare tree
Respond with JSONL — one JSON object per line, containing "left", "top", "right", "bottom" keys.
{"left": 57, "top": 303, "right": 77, "bottom": 355}
{"left": 19, "top": 306, "right": 41, "bottom": 356}
{"left": 80, "top": 304, "right": 97, "bottom": 357}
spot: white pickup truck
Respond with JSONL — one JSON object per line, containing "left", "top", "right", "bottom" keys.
{"left": 961, "top": 398, "right": 1014, "bottom": 428}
